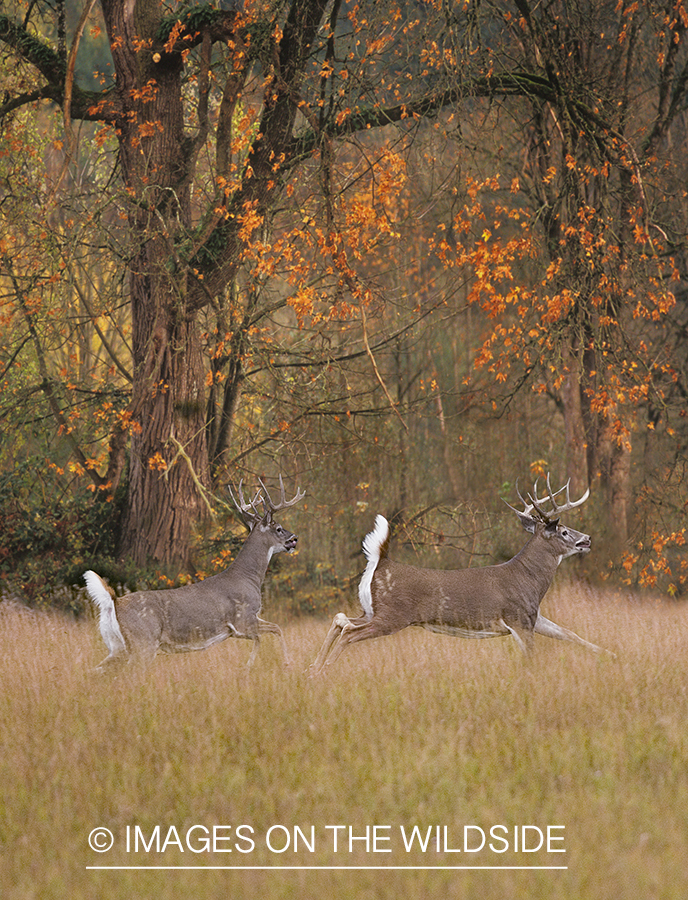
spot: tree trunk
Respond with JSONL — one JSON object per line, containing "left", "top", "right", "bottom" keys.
{"left": 560, "top": 345, "right": 631, "bottom": 565}
{"left": 560, "top": 350, "right": 590, "bottom": 498}
{"left": 120, "top": 272, "right": 210, "bottom": 566}
{"left": 102, "top": 0, "right": 211, "bottom": 566}
{"left": 596, "top": 424, "right": 632, "bottom": 564}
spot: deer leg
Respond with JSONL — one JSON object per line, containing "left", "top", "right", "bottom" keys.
{"left": 243, "top": 637, "right": 258, "bottom": 667}
{"left": 318, "top": 616, "right": 406, "bottom": 670}
{"left": 95, "top": 644, "right": 155, "bottom": 672}
{"left": 257, "top": 617, "right": 291, "bottom": 666}
{"left": 309, "top": 613, "right": 370, "bottom": 674}
{"left": 310, "top": 613, "right": 351, "bottom": 673}
{"left": 225, "top": 622, "right": 260, "bottom": 667}
{"left": 534, "top": 614, "right": 613, "bottom": 656}
{"left": 95, "top": 650, "right": 128, "bottom": 672}
{"left": 498, "top": 618, "right": 532, "bottom": 654}
{"left": 232, "top": 619, "right": 288, "bottom": 667}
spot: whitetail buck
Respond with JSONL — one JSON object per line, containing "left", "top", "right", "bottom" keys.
{"left": 84, "top": 477, "right": 304, "bottom": 669}
{"left": 311, "top": 476, "right": 611, "bottom": 672}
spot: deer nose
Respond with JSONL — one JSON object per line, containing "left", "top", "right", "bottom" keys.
{"left": 577, "top": 536, "right": 591, "bottom": 551}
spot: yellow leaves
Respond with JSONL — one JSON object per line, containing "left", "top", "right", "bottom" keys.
{"left": 131, "top": 36, "right": 153, "bottom": 54}
{"left": 466, "top": 174, "right": 501, "bottom": 199}
{"left": 94, "top": 126, "right": 114, "bottom": 149}
{"left": 627, "top": 528, "right": 688, "bottom": 592}
{"left": 678, "top": 1, "right": 688, "bottom": 29}
{"left": 529, "top": 459, "right": 549, "bottom": 480}
{"left": 211, "top": 545, "right": 235, "bottom": 571}
{"left": 119, "top": 411, "right": 141, "bottom": 435}
{"left": 148, "top": 452, "right": 168, "bottom": 472}
{"left": 632, "top": 289, "right": 676, "bottom": 322}
{"left": 129, "top": 79, "right": 159, "bottom": 104}
{"left": 633, "top": 223, "right": 648, "bottom": 243}
{"left": 288, "top": 285, "right": 317, "bottom": 322}
{"left": 622, "top": 551, "right": 638, "bottom": 573}
{"left": 541, "top": 289, "right": 574, "bottom": 325}
{"left": 164, "top": 20, "right": 186, "bottom": 54}
{"left": 237, "top": 200, "right": 263, "bottom": 244}
{"left": 335, "top": 107, "right": 352, "bottom": 127}
{"left": 137, "top": 120, "right": 163, "bottom": 140}
{"left": 205, "top": 370, "right": 225, "bottom": 387}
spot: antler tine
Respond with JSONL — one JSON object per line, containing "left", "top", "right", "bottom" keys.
{"left": 229, "top": 479, "right": 262, "bottom": 518}
{"left": 515, "top": 479, "right": 533, "bottom": 514}
{"left": 528, "top": 475, "right": 563, "bottom": 522}
{"left": 227, "top": 480, "right": 241, "bottom": 512}
{"left": 560, "top": 483, "right": 590, "bottom": 512}
{"left": 545, "top": 473, "right": 570, "bottom": 507}
{"left": 523, "top": 479, "right": 549, "bottom": 523}
{"left": 503, "top": 478, "right": 537, "bottom": 518}
{"left": 257, "top": 474, "right": 305, "bottom": 513}
{"left": 257, "top": 476, "right": 274, "bottom": 514}
{"left": 529, "top": 474, "right": 589, "bottom": 520}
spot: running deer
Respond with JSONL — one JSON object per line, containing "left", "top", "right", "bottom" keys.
{"left": 84, "top": 477, "right": 304, "bottom": 670}
{"left": 311, "top": 477, "right": 611, "bottom": 672}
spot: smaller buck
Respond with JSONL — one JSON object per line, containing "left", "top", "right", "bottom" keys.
{"left": 85, "top": 477, "right": 304, "bottom": 669}
{"left": 311, "top": 477, "right": 611, "bottom": 672}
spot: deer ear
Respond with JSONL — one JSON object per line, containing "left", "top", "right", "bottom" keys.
{"left": 517, "top": 512, "right": 537, "bottom": 534}
{"left": 544, "top": 519, "right": 560, "bottom": 535}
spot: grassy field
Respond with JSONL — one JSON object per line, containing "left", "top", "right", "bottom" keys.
{"left": 1, "top": 584, "right": 686, "bottom": 899}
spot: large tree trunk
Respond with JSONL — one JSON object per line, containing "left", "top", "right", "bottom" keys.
{"left": 120, "top": 270, "right": 210, "bottom": 566}
{"left": 102, "top": 0, "right": 211, "bottom": 566}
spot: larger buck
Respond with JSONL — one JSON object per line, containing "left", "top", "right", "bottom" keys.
{"left": 85, "top": 477, "right": 304, "bottom": 669}
{"left": 311, "top": 476, "right": 611, "bottom": 672}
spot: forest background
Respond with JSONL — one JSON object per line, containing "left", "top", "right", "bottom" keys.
{"left": 0, "top": 0, "right": 686, "bottom": 615}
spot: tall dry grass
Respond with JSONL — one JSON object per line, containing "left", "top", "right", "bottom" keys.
{"left": 1, "top": 585, "right": 687, "bottom": 899}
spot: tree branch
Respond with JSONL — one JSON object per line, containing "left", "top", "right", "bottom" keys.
{"left": 0, "top": 13, "right": 112, "bottom": 122}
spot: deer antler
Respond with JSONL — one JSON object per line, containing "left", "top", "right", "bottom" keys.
{"left": 258, "top": 474, "right": 306, "bottom": 514}
{"left": 506, "top": 474, "right": 589, "bottom": 523}
{"left": 529, "top": 474, "right": 589, "bottom": 522}
{"left": 229, "top": 480, "right": 263, "bottom": 523}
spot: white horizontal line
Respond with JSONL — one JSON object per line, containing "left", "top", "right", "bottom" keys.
{"left": 87, "top": 865, "right": 568, "bottom": 871}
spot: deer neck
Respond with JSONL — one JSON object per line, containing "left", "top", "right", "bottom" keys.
{"left": 508, "top": 535, "right": 560, "bottom": 595}
{"left": 222, "top": 529, "right": 274, "bottom": 586}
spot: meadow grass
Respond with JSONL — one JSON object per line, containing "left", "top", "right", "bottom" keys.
{"left": 1, "top": 584, "right": 687, "bottom": 899}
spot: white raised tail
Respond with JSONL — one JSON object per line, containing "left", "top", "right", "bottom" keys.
{"left": 84, "top": 570, "right": 126, "bottom": 657}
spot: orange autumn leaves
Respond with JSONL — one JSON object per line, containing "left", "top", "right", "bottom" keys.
{"left": 432, "top": 173, "right": 677, "bottom": 406}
